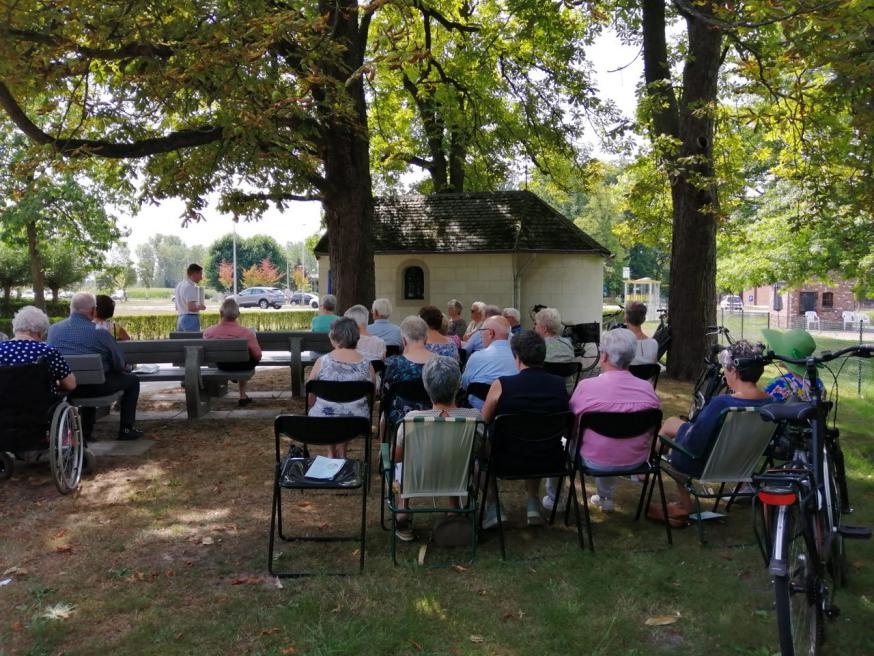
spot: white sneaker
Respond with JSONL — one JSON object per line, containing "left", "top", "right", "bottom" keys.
{"left": 526, "top": 498, "right": 545, "bottom": 526}
{"left": 541, "top": 494, "right": 556, "bottom": 511}
{"left": 589, "top": 494, "right": 614, "bottom": 513}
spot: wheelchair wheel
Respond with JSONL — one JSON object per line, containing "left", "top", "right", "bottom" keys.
{"left": 0, "top": 452, "right": 13, "bottom": 481}
{"left": 49, "top": 403, "right": 84, "bottom": 495}
{"left": 82, "top": 448, "right": 98, "bottom": 477}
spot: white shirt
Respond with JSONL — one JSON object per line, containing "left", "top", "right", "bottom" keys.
{"left": 174, "top": 278, "right": 200, "bottom": 315}
{"left": 630, "top": 337, "right": 659, "bottom": 365}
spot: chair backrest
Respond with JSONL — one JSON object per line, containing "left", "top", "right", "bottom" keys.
{"left": 305, "top": 379, "right": 374, "bottom": 414}
{"left": 490, "top": 411, "right": 574, "bottom": 478}
{"left": 542, "top": 361, "right": 582, "bottom": 384}
{"left": 64, "top": 354, "right": 107, "bottom": 385}
{"left": 370, "top": 359, "right": 385, "bottom": 377}
{"left": 628, "top": 363, "right": 661, "bottom": 389}
{"left": 385, "top": 344, "right": 403, "bottom": 358}
{"left": 578, "top": 408, "right": 663, "bottom": 441}
{"left": 698, "top": 407, "right": 777, "bottom": 484}
{"left": 804, "top": 311, "right": 819, "bottom": 321}
{"left": 466, "top": 382, "right": 492, "bottom": 402}
{"left": 842, "top": 311, "right": 855, "bottom": 321}
{"left": 400, "top": 416, "right": 481, "bottom": 499}
{"left": 274, "top": 414, "right": 371, "bottom": 449}
{"left": 384, "top": 378, "right": 430, "bottom": 406}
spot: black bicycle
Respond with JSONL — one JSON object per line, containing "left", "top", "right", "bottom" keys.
{"left": 744, "top": 345, "right": 872, "bottom": 656}
{"left": 687, "top": 325, "right": 734, "bottom": 421}
{"left": 653, "top": 307, "right": 670, "bottom": 362}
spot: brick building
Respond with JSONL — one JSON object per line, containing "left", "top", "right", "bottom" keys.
{"left": 744, "top": 277, "right": 870, "bottom": 328}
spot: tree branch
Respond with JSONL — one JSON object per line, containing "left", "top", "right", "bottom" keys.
{"left": 1, "top": 27, "right": 174, "bottom": 59}
{"left": 671, "top": 0, "right": 840, "bottom": 30}
{"left": 411, "top": 1, "right": 479, "bottom": 33}
{"left": 224, "top": 191, "right": 323, "bottom": 204}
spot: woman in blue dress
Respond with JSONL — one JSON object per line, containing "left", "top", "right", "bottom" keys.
{"left": 382, "top": 316, "right": 435, "bottom": 433}
{"left": 419, "top": 305, "right": 460, "bottom": 362}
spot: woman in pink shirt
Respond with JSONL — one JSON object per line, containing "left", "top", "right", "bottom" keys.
{"left": 203, "top": 298, "right": 262, "bottom": 406}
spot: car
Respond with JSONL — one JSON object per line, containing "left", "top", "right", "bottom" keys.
{"left": 232, "top": 286, "right": 285, "bottom": 309}
{"left": 111, "top": 289, "right": 127, "bottom": 301}
{"left": 719, "top": 295, "right": 744, "bottom": 312}
{"left": 289, "top": 291, "right": 319, "bottom": 309}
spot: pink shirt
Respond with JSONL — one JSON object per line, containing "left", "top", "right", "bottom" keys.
{"left": 203, "top": 320, "right": 262, "bottom": 361}
{"left": 569, "top": 369, "right": 660, "bottom": 467}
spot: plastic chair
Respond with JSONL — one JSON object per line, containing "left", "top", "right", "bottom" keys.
{"left": 381, "top": 415, "right": 483, "bottom": 565}
{"left": 657, "top": 407, "right": 777, "bottom": 544}
{"left": 804, "top": 311, "right": 820, "bottom": 330}
{"left": 268, "top": 414, "right": 372, "bottom": 577}
{"left": 571, "top": 409, "right": 669, "bottom": 551}
{"left": 628, "top": 363, "right": 661, "bottom": 389}
{"left": 479, "top": 411, "right": 580, "bottom": 559}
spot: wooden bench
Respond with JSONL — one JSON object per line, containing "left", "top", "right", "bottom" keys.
{"left": 170, "top": 331, "right": 332, "bottom": 397}
{"left": 119, "top": 339, "right": 253, "bottom": 418}
{"left": 63, "top": 354, "right": 124, "bottom": 416}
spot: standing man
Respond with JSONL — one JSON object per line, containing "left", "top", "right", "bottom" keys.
{"left": 175, "top": 264, "right": 206, "bottom": 332}
{"left": 368, "top": 298, "right": 402, "bottom": 348}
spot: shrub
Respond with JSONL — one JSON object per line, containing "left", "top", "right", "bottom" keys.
{"left": 114, "top": 310, "right": 318, "bottom": 339}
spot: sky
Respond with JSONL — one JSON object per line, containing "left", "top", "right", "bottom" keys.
{"left": 120, "top": 32, "right": 643, "bottom": 253}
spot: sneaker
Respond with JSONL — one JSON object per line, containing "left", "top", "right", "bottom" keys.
{"left": 118, "top": 427, "right": 144, "bottom": 441}
{"left": 395, "top": 523, "right": 415, "bottom": 542}
{"left": 541, "top": 494, "right": 556, "bottom": 512}
{"left": 526, "top": 498, "right": 545, "bottom": 526}
{"left": 238, "top": 397, "right": 253, "bottom": 407}
{"left": 482, "top": 504, "right": 501, "bottom": 530}
{"left": 590, "top": 494, "right": 614, "bottom": 513}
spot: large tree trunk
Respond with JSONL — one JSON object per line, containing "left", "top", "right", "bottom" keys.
{"left": 25, "top": 220, "right": 46, "bottom": 310}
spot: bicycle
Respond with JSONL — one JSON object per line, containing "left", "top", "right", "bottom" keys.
{"left": 742, "top": 345, "right": 873, "bottom": 656}
{"left": 653, "top": 307, "right": 670, "bottom": 362}
{"left": 687, "top": 325, "right": 735, "bottom": 421}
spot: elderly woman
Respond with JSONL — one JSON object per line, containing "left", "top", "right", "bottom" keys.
{"left": 382, "top": 316, "right": 436, "bottom": 431}
{"left": 310, "top": 294, "right": 338, "bottom": 333}
{"left": 94, "top": 294, "right": 131, "bottom": 341}
{"left": 307, "top": 316, "right": 376, "bottom": 458}
{"left": 204, "top": 298, "right": 263, "bottom": 406}
{"left": 0, "top": 306, "right": 76, "bottom": 395}
{"left": 462, "top": 301, "right": 486, "bottom": 340}
{"left": 624, "top": 301, "right": 658, "bottom": 365}
{"left": 652, "top": 340, "right": 771, "bottom": 522}
{"left": 344, "top": 304, "right": 386, "bottom": 361}
{"left": 534, "top": 307, "right": 575, "bottom": 363}
{"left": 446, "top": 299, "right": 466, "bottom": 339}
{"left": 419, "top": 305, "right": 460, "bottom": 361}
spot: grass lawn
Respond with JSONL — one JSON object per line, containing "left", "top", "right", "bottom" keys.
{"left": 1, "top": 375, "right": 873, "bottom": 655}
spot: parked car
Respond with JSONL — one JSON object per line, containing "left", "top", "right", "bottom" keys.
{"left": 719, "top": 295, "right": 744, "bottom": 312}
{"left": 111, "top": 289, "right": 127, "bottom": 301}
{"left": 289, "top": 292, "right": 319, "bottom": 309}
{"left": 232, "top": 286, "right": 285, "bottom": 309}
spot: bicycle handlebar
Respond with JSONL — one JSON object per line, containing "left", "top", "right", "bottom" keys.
{"left": 734, "top": 344, "right": 874, "bottom": 370}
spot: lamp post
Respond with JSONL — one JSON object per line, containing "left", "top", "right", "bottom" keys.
{"left": 232, "top": 219, "right": 238, "bottom": 295}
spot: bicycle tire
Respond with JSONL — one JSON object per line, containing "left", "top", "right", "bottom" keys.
{"left": 578, "top": 342, "right": 600, "bottom": 373}
{"left": 821, "top": 444, "right": 848, "bottom": 588}
{"left": 773, "top": 504, "right": 823, "bottom": 656}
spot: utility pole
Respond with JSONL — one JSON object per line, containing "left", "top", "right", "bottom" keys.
{"left": 232, "top": 219, "right": 238, "bottom": 295}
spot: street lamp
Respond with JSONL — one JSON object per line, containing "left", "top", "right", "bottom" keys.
{"left": 232, "top": 218, "right": 238, "bottom": 295}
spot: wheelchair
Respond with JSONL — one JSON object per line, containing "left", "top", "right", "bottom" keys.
{"left": 0, "top": 360, "right": 92, "bottom": 494}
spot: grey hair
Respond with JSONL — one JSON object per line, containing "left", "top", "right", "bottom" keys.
{"left": 371, "top": 297, "right": 392, "bottom": 318}
{"left": 483, "top": 304, "right": 501, "bottom": 318}
{"left": 328, "top": 316, "right": 359, "bottom": 348}
{"left": 344, "top": 304, "right": 370, "bottom": 327}
{"left": 321, "top": 293, "right": 337, "bottom": 312}
{"left": 600, "top": 328, "right": 637, "bottom": 369}
{"left": 400, "top": 315, "right": 428, "bottom": 343}
{"left": 71, "top": 291, "right": 96, "bottom": 315}
{"left": 447, "top": 299, "right": 462, "bottom": 313}
{"left": 220, "top": 297, "right": 240, "bottom": 321}
{"left": 535, "top": 307, "right": 562, "bottom": 336}
{"left": 470, "top": 301, "right": 486, "bottom": 313}
{"left": 422, "top": 356, "right": 462, "bottom": 404}
{"left": 12, "top": 305, "right": 50, "bottom": 336}
{"left": 502, "top": 307, "right": 520, "bottom": 322}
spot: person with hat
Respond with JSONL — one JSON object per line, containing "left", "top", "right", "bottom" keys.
{"left": 762, "top": 328, "right": 825, "bottom": 402}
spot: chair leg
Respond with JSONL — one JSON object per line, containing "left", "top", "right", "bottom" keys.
{"left": 656, "top": 470, "right": 673, "bottom": 547}
{"left": 712, "top": 482, "right": 726, "bottom": 513}
{"left": 634, "top": 472, "right": 652, "bottom": 521}
{"left": 580, "top": 472, "right": 594, "bottom": 551}
{"left": 693, "top": 491, "right": 707, "bottom": 545}
{"left": 549, "top": 474, "right": 563, "bottom": 526}
{"left": 359, "top": 472, "right": 368, "bottom": 573}
{"left": 494, "top": 479, "right": 506, "bottom": 561}
{"left": 564, "top": 466, "right": 578, "bottom": 527}
{"left": 568, "top": 478, "right": 585, "bottom": 550}
{"left": 268, "top": 469, "right": 280, "bottom": 575}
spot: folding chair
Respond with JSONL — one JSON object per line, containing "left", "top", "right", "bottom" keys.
{"left": 385, "top": 344, "right": 402, "bottom": 358}
{"left": 570, "top": 409, "right": 669, "bottom": 551}
{"left": 268, "top": 414, "right": 372, "bottom": 577}
{"left": 381, "top": 415, "right": 483, "bottom": 565}
{"left": 628, "top": 363, "right": 661, "bottom": 389}
{"left": 543, "top": 361, "right": 583, "bottom": 390}
{"left": 464, "top": 382, "right": 492, "bottom": 408}
{"left": 479, "top": 411, "right": 580, "bottom": 559}
{"left": 656, "top": 407, "right": 777, "bottom": 544}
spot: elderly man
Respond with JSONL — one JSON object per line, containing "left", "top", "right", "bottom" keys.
{"left": 542, "top": 328, "right": 661, "bottom": 513}
{"left": 534, "top": 307, "right": 575, "bottom": 363}
{"left": 462, "top": 304, "right": 501, "bottom": 355}
{"left": 310, "top": 294, "right": 339, "bottom": 333}
{"left": 48, "top": 292, "right": 143, "bottom": 441}
{"left": 460, "top": 315, "right": 517, "bottom": 409}
{"left": 481, "top": 330, "right": 569, "bottom": 527}
{"left": 462, "top": 301, "right": 486, "bottom": 340}
{"left": 502, "top": 308, "right": 522, "bottom": 335}
{"left": 367, "top": 298, "right": 402, "bottom": 347}
{"left": 174, "top": 263, "right": 206, "bottom": 331}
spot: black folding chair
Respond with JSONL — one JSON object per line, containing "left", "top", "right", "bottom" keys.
{"left": 385, "top": 344, "right": 402, "bottom": 358}
{"left": 628, "top": 363, "right": 661, "bottom": 389}
{"left": 570, "top": 409, "right": 671, "bottom": 551}
{"left": 464, "top": 382, "right": 492, "bottom": 407}
{"left": 268, "top": 414, "right": 372, "bottom": 577}
{"left": 542, "top": 361, "right": 583, "bottom": 390}
{"left": 479, "top": 411, "right": 580, "bottom": 559}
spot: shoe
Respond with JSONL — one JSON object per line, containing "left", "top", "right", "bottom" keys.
{"left": 541, "top": 494, "right": 556, "bottom": 512}
{"left": 118, "top": 427, "right": 144, "bottom": 441}
{"left": 238, "top": 397, "right": 253, "bottom": 407}
{"left": 526, "top": 498, "right": 545, "bottom": 526}
{"left": 589, "top": 494, "right": 614, "bottom": 513}
{"left": 395, "top": 523, "right": 415, "bottom": 542}
{"left": 482, "top": 504, "right": 502, "bottom": 530}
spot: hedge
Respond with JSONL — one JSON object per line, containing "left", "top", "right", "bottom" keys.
{"left": 113, "top": 310, "right": 318, "bottom": 340}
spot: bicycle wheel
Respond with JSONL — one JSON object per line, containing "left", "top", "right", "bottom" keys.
{"left": 578, "top": 342, "right": 600, "bottom": 374}
{"left": 773, "top": 504, "right": 823, "bottom": 656}
{"left": 821, "top": 444, "right": 848, "bottom": 588}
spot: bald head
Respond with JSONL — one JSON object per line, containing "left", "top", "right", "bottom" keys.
{"left": 71, "top": 292, "right": 97, "bottom": 316}
{"left": 483, "top": 316, "right": 511, "bottom": 341}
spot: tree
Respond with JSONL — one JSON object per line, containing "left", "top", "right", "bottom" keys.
{"left": 292, "top": 266, "right": 311, "bottom": 292}
{"left": 42, "top": 241, "right": 92, "bottom": 302}
{"left": 242, "top": 258, "right": 283, "bottom": 288}
{"left": 135, "top": 243, "right": 157, "bottom": 288}
{"left": 205, "top": 234, "right": 285, "bottom": 290}
{"left": 217, "top": 261, "right": 235, "bottom": 292}
{"left": 0, "top": 243, "right": 29, "bottom": 303}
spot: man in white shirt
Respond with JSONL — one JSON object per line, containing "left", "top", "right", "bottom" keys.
{"left": 175, "top": 263, "right": 206, "bottom": 331}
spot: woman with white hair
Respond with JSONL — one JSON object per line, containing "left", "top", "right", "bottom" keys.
{"left": 382, "top": 316, "right": 436, "bottom": 430}
{"left": 204, "top": 298, "right": 262, "bottom": 406}
{"left": 534, "top": 307, "right": 575, "bottom": 363}
{"left": 344, "top": 304, "right": 385, "bottom": 361}
{"left": 0, "top": 305, "right": 76, "bottom": 395}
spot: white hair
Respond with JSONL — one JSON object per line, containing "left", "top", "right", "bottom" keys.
{"left": 502, "top": 307, "right": 520, "bottom": 322}
{"left": 400, "top": 315, "right": 427, "bottom": 343}
{"left": 220, "top": 297, "right": 240, "bottom": 321}
{"left": 344, "top": 304, "right": 370, "bottom": 327}
{"left": 12, "top": 305, "right": 50, "bottom": 336}
{"left": 71, "top": 291, "right": 96, "bottom": 315}
{"left": 535, "top": 307, "right": 562, "bottom": 336}
{"left": 320, "top": 294, "right": 337, "bottom": 312}
{"left": 600, "top": 328, "right": 637, "bottom": 369}
{"left": 372, "top": 297, "right": 392, "bottom": 319}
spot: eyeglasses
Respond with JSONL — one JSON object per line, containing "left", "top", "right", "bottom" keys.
{"left": 477, "top": 327, "right": 495, "bottom": 336}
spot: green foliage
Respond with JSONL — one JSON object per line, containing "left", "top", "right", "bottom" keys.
{"left": 205, "top": 233, "right": 285, "bottom": 290}
{"left": 114, "top": 310, "right": 316, "bottom": 340}
{"left": 42, "top": 241, "right": 91, "bottom": 301}
{"left": 136, "top": 235, "right": 204, "bottom": 288}
{"left": 0, "top": 243, "right": 30, "bottom": 300}
{"left": 241, "top": 258, "right": 282, "bottom": 288}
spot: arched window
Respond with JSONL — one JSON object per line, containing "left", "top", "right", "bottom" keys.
{"left": 822, "top": 292, "right": 834, "bottom": 308}
{"left": 403, "top": 266, "right": 425, "bottom": 300}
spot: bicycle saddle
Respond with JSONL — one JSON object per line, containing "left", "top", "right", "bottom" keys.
{"left": 759, "top": 402, "right": 817, "bottom": 423}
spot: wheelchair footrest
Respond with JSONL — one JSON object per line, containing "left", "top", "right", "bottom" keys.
{"left": 837, "top": 524, "right": 871, "bottom": 540}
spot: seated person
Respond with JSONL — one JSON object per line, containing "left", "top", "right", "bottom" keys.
{"left": 392, "top": 356, "right": 481, "bottom": 542}
{"left": 368, "top": 298, "right": 402, "bottom": 347}
{"left": 48, "top": 292, "right": 143, "bottom": 441}
{"left": 534, "top": 307, "right": 575, "bottom": 363}
{"left": 462, "top": 301, "right": 485, "bottom": 341}
{"left": 419, "top": 305, "right": 459, "bottom": 361}
{"left": 382, "top": 316, "right": 436, "bottom": 433}
{"left": 460, "top": 316, "right": 517, "bottom": 410}
{"left": 653, "top": 340, "right": 771, "bottom": 521}
{"left": 446, "top": 299, "right": 467, "bottom": 339}
{"left": 344, "top": 304, "right": 386, "bottom": 362}
{"left": 624, "top": 301, "right": 658, "bottom": 365}
{"left": 94, "top": 294, "right": 131, "bottom": 341}
{"left": 502, "top": 308, "right": 523, "bottom": 335}
{"left": 203, "top": 298, "right": 262, "bottom": 406}
{"left": 762, "top": 328, "right": 824, "bottom": 402}
{"left": 481, "top": 330, "right": 569, "bottom": 528}
{"left": 307, "top": 317, "right": 375, "bottom": 458}
{"left": 0, "top": 306, "right": 76, "bottom": 396}
{"left": 310, "top": 294, "right": 339, "bottom": 333}
{"left": 462, "top": 304, "right": 501, "bottom": 355}
{"left": 555, "top": 328, "right": 660, "bottom": 513}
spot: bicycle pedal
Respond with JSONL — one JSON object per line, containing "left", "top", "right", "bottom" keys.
{"left": 837, "top": 524, "right": 871, "bottom": 540}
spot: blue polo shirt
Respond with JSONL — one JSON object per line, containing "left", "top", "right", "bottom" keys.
{"left": 48, "top": 313, "right": 126, "bottom": 373}
{"left": 460, "top": 339, "right": 518, "bottom": 409}
{"left": 368, "top": 319, "right": 402, "bottom": 347}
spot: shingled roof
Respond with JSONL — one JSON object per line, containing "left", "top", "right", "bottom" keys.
{"left": 313, "top": 190, "right": 611, "bottom": 257}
